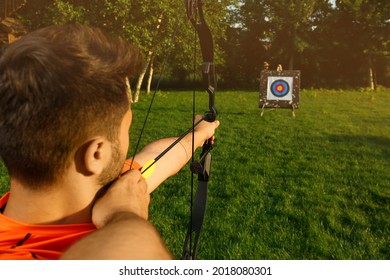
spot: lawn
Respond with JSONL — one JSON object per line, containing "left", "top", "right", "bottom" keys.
{"left": 1, "top": 88, "right": 389, "bottom": 260}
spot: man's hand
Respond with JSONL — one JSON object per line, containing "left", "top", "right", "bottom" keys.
{"left": 62, "top": 170, "right": 172, "bottom": 259}
{"left": 92, "top": 169, "right": 150, "bottom": 229}
{"left": 193, "top": 114, "right": 220, "bottom": 147}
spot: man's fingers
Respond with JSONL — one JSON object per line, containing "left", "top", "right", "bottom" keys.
{"left": 92, "top": 168, "right": 151, "bottom": 228}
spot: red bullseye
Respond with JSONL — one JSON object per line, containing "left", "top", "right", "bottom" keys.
{"left": 276, "top": 85, "right": 284, "bottom": 92}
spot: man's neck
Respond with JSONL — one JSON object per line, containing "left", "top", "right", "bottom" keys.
{"left": 3, "top": 177, "right": 99, "bottom": 225}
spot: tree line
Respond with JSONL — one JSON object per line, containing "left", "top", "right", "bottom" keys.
{"left": 227, "top": 0, "right": 390, "bottom": 90}
{"left": 11, "top": 0, "right": 390, "bottom": 96}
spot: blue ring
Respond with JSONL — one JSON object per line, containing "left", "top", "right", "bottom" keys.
{"left": 271, "top": 80, "right": 290, "bottom": 97}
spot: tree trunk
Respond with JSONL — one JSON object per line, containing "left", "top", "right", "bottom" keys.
{"left": 133, "top": 50, "right": 153, "bottom": 103}
{"left": 368, "top": 53, "right": 377, "bottom": 92}
{"left": 125, "top": 77, "right": 133, "bottom": 103}
{"left": 288, "top": 25, "right": 299, "bottom": 70}
{"left": 133, "top": 14, "right": 163, "bottom": 102}
{"left": 288, "top": 54, "right": 294, "bottom": 70}
{"left": 146, "top": 54, "right": 155, "bottom": 96}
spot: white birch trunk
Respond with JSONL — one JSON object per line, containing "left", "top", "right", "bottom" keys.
{"left": 125, "top": 77, "right": 133, "bottom": 103}
{"left": 146, "top": 55, "right": 155, "bottom": 96}
{"left": 133, "top": 50, "right": 153, "bottom": 103}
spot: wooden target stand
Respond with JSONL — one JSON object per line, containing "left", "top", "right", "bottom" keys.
{"left": 259, "top": 64, "right": 300, "bottom": 117}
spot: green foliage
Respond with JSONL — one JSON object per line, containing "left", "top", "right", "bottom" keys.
{"left": 15, "top": 0, "right": 230, "bottom": 84}
{"left": 0, "top": 161, "right": 10, "bottom": 195}
{"left": 265, "top": 0, "right": 318, "bottom": 57}
{"left": 46, "top": 0, "right": 86, "bottom": 25}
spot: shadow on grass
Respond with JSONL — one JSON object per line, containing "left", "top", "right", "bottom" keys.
{"left": 325, "top": 134, "right": 390, "bottom": 156}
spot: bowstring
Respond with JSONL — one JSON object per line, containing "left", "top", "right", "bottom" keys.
{"left": 189, "top": 5, "right": 198, "bottom": 258}
{"left": 127, "top": 4, "right": 199, "bottom": 259}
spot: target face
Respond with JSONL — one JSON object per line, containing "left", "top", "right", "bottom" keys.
{"left": 259, "top": 70, "right": 300, "bottom": 110}
{"left": 266, "top": 76, "right": 293, "bottom": 101}
{"left": 271, "top": 80, "right": 290, "bottom": 97}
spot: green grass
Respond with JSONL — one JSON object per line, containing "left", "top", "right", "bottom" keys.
{"left": 1, "top": 88, "right": 390, "bottom": 260}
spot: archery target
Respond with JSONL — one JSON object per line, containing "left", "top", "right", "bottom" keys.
{"left": 267, "top": 76, "right": 293, "bottom": 101}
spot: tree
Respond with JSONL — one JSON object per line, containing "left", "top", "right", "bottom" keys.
{"left": 16, "top": 0, "right": 180, "bottom": 101}
{"left": 333, "top": 0, "right": 390, "bottom": 90}
{"left": 221, "top": 0, "right": 270, "bottom": 88}
{"left": 264, "top": 0, "right": 319, "bottom": 71}
{"left": 224, "top": 0, "right": 327, "bottom": 87}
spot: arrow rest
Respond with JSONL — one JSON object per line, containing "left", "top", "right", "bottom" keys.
{"left": 190, "top": 144, "right": 213, "bottom": 175}
{"left": 204, "top": 110, "right": 217, "bottom": 122}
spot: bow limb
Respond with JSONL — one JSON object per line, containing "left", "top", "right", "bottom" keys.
{"left": 182, "top": 0, "right": 217, "bottom": 260}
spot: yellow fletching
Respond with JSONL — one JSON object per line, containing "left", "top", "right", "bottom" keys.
{"left": 141, "top": 159, "right": 156, "bottom": 179}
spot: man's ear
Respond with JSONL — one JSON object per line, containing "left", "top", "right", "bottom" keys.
{"left": 81, "top": 137, "right": 111, "bottom": 176}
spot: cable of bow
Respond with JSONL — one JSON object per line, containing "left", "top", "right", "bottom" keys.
{"left": 182, "top": 0, "right": 217, "bottom": 260}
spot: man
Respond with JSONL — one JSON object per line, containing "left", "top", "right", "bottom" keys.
{"left": 0, "top": 24, "right": 219, "bottom": 259}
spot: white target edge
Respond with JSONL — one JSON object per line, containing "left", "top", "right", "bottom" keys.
{"left": 266, "top": 76, "right": 293, "bottom": 101}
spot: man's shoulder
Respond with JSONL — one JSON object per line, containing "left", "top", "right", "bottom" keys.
{"left": 0, "top": 192, "right": 96, "bottom": 260}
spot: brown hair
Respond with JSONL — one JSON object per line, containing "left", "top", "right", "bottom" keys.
{"left": 0, "top": 24, "right": 143, "bottom": 188}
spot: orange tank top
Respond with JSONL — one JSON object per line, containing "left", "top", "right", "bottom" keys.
{"left": 0, "top": 192, "right": 96, "bottom": 260}
{"left": 0, "top": 159, "right": 141, "bottom": 260}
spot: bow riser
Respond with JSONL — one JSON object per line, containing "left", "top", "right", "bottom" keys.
{"left": 202, "top": 62, "right": 217, "bottom": 121}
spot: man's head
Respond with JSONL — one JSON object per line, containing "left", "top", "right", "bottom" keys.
{"left": 0, "top": 24, "right": 142, "bottom": 189}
